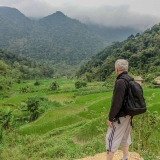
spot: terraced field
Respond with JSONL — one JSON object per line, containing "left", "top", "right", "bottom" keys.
{"left": 0, "top": 79, "right": 159, "bottom": 159}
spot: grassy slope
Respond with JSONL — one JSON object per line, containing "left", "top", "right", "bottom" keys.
{"left": 19, "top": 91, "right": 111, "bottom": 135}
{"left": 0, "top": 79, "right": 160, "bottom": 159}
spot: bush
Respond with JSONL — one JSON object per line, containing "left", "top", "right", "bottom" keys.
{"left": 131, "top": 111, "right": 160, "bottom": 156}
{"left": 34, "top": 80, "right": 40, "bottom": 86}
{"left": 75, "top": 81, "right": 87, "bottom": 89}
{"left": 0, "top": 85, "right": 3, "bottom": 90}
{"left": 48, "top": 81, "right": 59, "bottom": 91}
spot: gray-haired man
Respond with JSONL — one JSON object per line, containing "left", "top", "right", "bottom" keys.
{"left": 106, "top": 59, "right": 132, "bottom": 160}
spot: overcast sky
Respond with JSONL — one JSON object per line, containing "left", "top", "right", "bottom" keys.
{"left": 0, "top": 0, "right": 160, "bottom": 30}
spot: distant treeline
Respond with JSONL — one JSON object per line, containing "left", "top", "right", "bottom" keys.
{"left": 0, "top": 48, "right": 54, "bottom": 79}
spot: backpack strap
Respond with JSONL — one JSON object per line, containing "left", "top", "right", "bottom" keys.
{"left": 119, "top": 77, "right": 134, "bottom": 83}
{"left": 118, "top": 77, "right": 134, "bottom": 94}
{"left": 118, "top": 77, "right": 134, "bottom": 126}
{"left": 118, "top": 77, "right": 130, "bottom": 108}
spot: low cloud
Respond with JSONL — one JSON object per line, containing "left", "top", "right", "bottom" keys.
{"left": 0, "top": 1, "right": 160, "bottom": 31}
{"left": 65, "top": 5, "right": 160, "bottom": 31}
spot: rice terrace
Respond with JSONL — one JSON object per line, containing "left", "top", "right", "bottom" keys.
{"left": 1, "top": 2, "right": 160, "bottom": 160}
{"left": 0, "top": 78, "right": 160, "bottom": 160}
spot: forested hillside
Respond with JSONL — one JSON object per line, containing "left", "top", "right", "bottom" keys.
{"left": 0, "top": 7, "right": 105, "bottom": 75}
{"left": 76, "top": 24, "right": 160, "bottom": 82}
{"left": 0, "top": 49, "right": 54, "bottom": 80}
{"left": 87, "top": 24, "right": 140, "bottom": 45}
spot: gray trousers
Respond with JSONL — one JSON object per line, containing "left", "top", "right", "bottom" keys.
{"left": 106, "top": 116, "right": 132, "bottom": 152}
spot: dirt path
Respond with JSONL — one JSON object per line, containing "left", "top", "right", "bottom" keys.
{"left": 77, "top": 150, "right": 143, "bottom": 160}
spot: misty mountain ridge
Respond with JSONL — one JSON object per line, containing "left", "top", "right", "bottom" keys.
{"left": 86, "top": 24, "right": 141, "bottom": 45}
{"left": 30, "top": 11, "right": 141, "bottom": 45}
{"left": 0, "top": 7, "right": 104, "bottom": 66}
{"left": 0, "top": 6, "right": 141, "bottom": 76}
{"left": 0, "top": 6, "right": 29, "bottom": 21}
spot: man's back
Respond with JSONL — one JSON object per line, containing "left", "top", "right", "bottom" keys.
{"left": 108, "top": 71, "right": 132, "bottom": 121}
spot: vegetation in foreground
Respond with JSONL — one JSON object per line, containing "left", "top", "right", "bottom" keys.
{"left": 0, "top": 78, "right": 160, "bottom": 160}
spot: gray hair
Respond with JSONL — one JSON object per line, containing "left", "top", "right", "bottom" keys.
{"left": 115, "top": 59, "right": 128, "bottom": 71}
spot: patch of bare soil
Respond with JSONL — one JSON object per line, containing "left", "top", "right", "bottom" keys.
{"left": 77, "top": 150, "right": 143, "bottom": 160}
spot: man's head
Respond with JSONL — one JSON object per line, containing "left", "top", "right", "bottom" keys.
{"left": 115, "top": 59, "right": 128, "bottom": 76}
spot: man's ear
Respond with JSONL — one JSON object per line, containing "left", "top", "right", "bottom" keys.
{"left": 115, "top": 68, "right": 118, "bottom": 74}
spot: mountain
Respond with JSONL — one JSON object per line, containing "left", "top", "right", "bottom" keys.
{"left": 0, "top": 7, "right": 33, "bottom": 47}
{"left": 76, "top": 24, "right": 160, "bottom": 82}
{"left": 0, "top": 7, "right": 106, "bottom": 76}
{"left": 86, "top": 24, "right": 141, "bottom": 45}
{"left": 32, "top": 11, "right": 106, "bottom": 63}
{"left": 0, "top": 6, "right": 28, "bottom": 21}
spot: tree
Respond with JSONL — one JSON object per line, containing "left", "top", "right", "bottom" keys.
{"left": 48, "top": 81, "right": 59, "bottom": 91}
{"left": 0, "top": 109, "right": 13, "bottom": 130}
{"left": 0, "top": 60, "right": 8, "bottom": 75}
{"left": 75, "top": 81, "right": 87, "bottom": 89}
{"left": 26, "top": 97, "right": 40, "bottom": 122}
{"left": 127, "top": 34, "right": 135, "bottom": 40}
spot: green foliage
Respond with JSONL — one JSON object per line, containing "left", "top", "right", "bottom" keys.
{"left": 0, "top": 49, "right": 54, "bottom": 79}
{"left": 19, "top": 86, "right": 38, "bottom": 93}
{"left": 48, "top": 81, "right": 59, "bottom": 91}
{"left": 75, "top": 81, "right": 87, "bottom": 89}
{"left": 132, "top": 117, "right": 160, "bottom": 159}
{"left": 0, "top": 75, "right": 12, "bottom": 98}
{"left": 132, "top": 111, "right": 160, "bottom": 153}
{"left": 0, "top": 60, "right": 8, "bottom": 75}
{"left": 77, "top": 24, "right": 160, "bottom": 82}
{"left": 75, "top": 118, "right": 105, "bottom": 142}
{"left": 34, "top": 80, "right": 40, "bottom": 86}
{"left": 20, "top": 96, "right": 58, "bottom": 123}
{"left": 0, "top": 79, "right": 160, "bottom": 159}
{"left": 25, "top": 97, "right": 40, "bottom": 122}
{"left": 0, "top": 108, "right": 14, "bottom": 139}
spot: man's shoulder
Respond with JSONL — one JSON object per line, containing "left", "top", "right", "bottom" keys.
{"left": 116, "top": 74, "right": 132, "bottom": 87}
{"left": 118, "top": 73, "right": 133, "bottom": 81}
{"left": 117, "top": 78, "right": 126, "bottom": 82}
{"left": 116, "top": 78, "right": 126, "bottom": 86}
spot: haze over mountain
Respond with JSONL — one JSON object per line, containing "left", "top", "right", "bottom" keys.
{"left": 0, "top": 6, "right": 143, "bottom": 76}
{"left": 86, "top": 24, "right": 140, "bottom": 44}
{"left": 0, "top": 7, "right": 106, "bottom": 75}
{"left": 1, "top": 0, "right": 160, "bottom": 31}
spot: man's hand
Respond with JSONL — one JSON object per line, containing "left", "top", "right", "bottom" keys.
{"left": 107, "top": 120, "right": 113, "bottom": 127}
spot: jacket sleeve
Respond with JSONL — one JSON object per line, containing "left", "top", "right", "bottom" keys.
{"left": 108, "top": 79, "right": 126, "bottom": 121}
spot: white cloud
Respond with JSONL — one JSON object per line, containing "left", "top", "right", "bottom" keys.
{"left": 61, "top": 4, "right": 160, "bottom": 30}
{"left": 0, "top": 0, "right": 160, "bottom": 30}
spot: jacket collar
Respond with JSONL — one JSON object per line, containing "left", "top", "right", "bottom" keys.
{"left": 117, "top": 71, "right": 128, "bottom": 79}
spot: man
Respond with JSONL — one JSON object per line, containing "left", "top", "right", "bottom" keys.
{"left": 106, "top": 59, "right": 132, "bottom": 160}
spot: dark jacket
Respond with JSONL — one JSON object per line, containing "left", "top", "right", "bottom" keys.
{"left": 108, "top": 71, "right": 132, "bottom": 122}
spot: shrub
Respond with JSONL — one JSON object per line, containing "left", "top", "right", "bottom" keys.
{"left": 75, "top": 81, "right": 87, "bottom": 89}
{"left": 0, "top": 85, "right": 3, "bottom": 90}
{"left": 48, "top": 81, "right": 59, "bottom": 91}
{"left": 34, "top": 80, "right": 40, "bottom": 86}
{"left": 131, "top": 111, "right": 160, "bottom": 156}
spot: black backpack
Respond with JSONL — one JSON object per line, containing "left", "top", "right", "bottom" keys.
{"left": 121, "top": 78, "right": 147, "bottom": 116}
